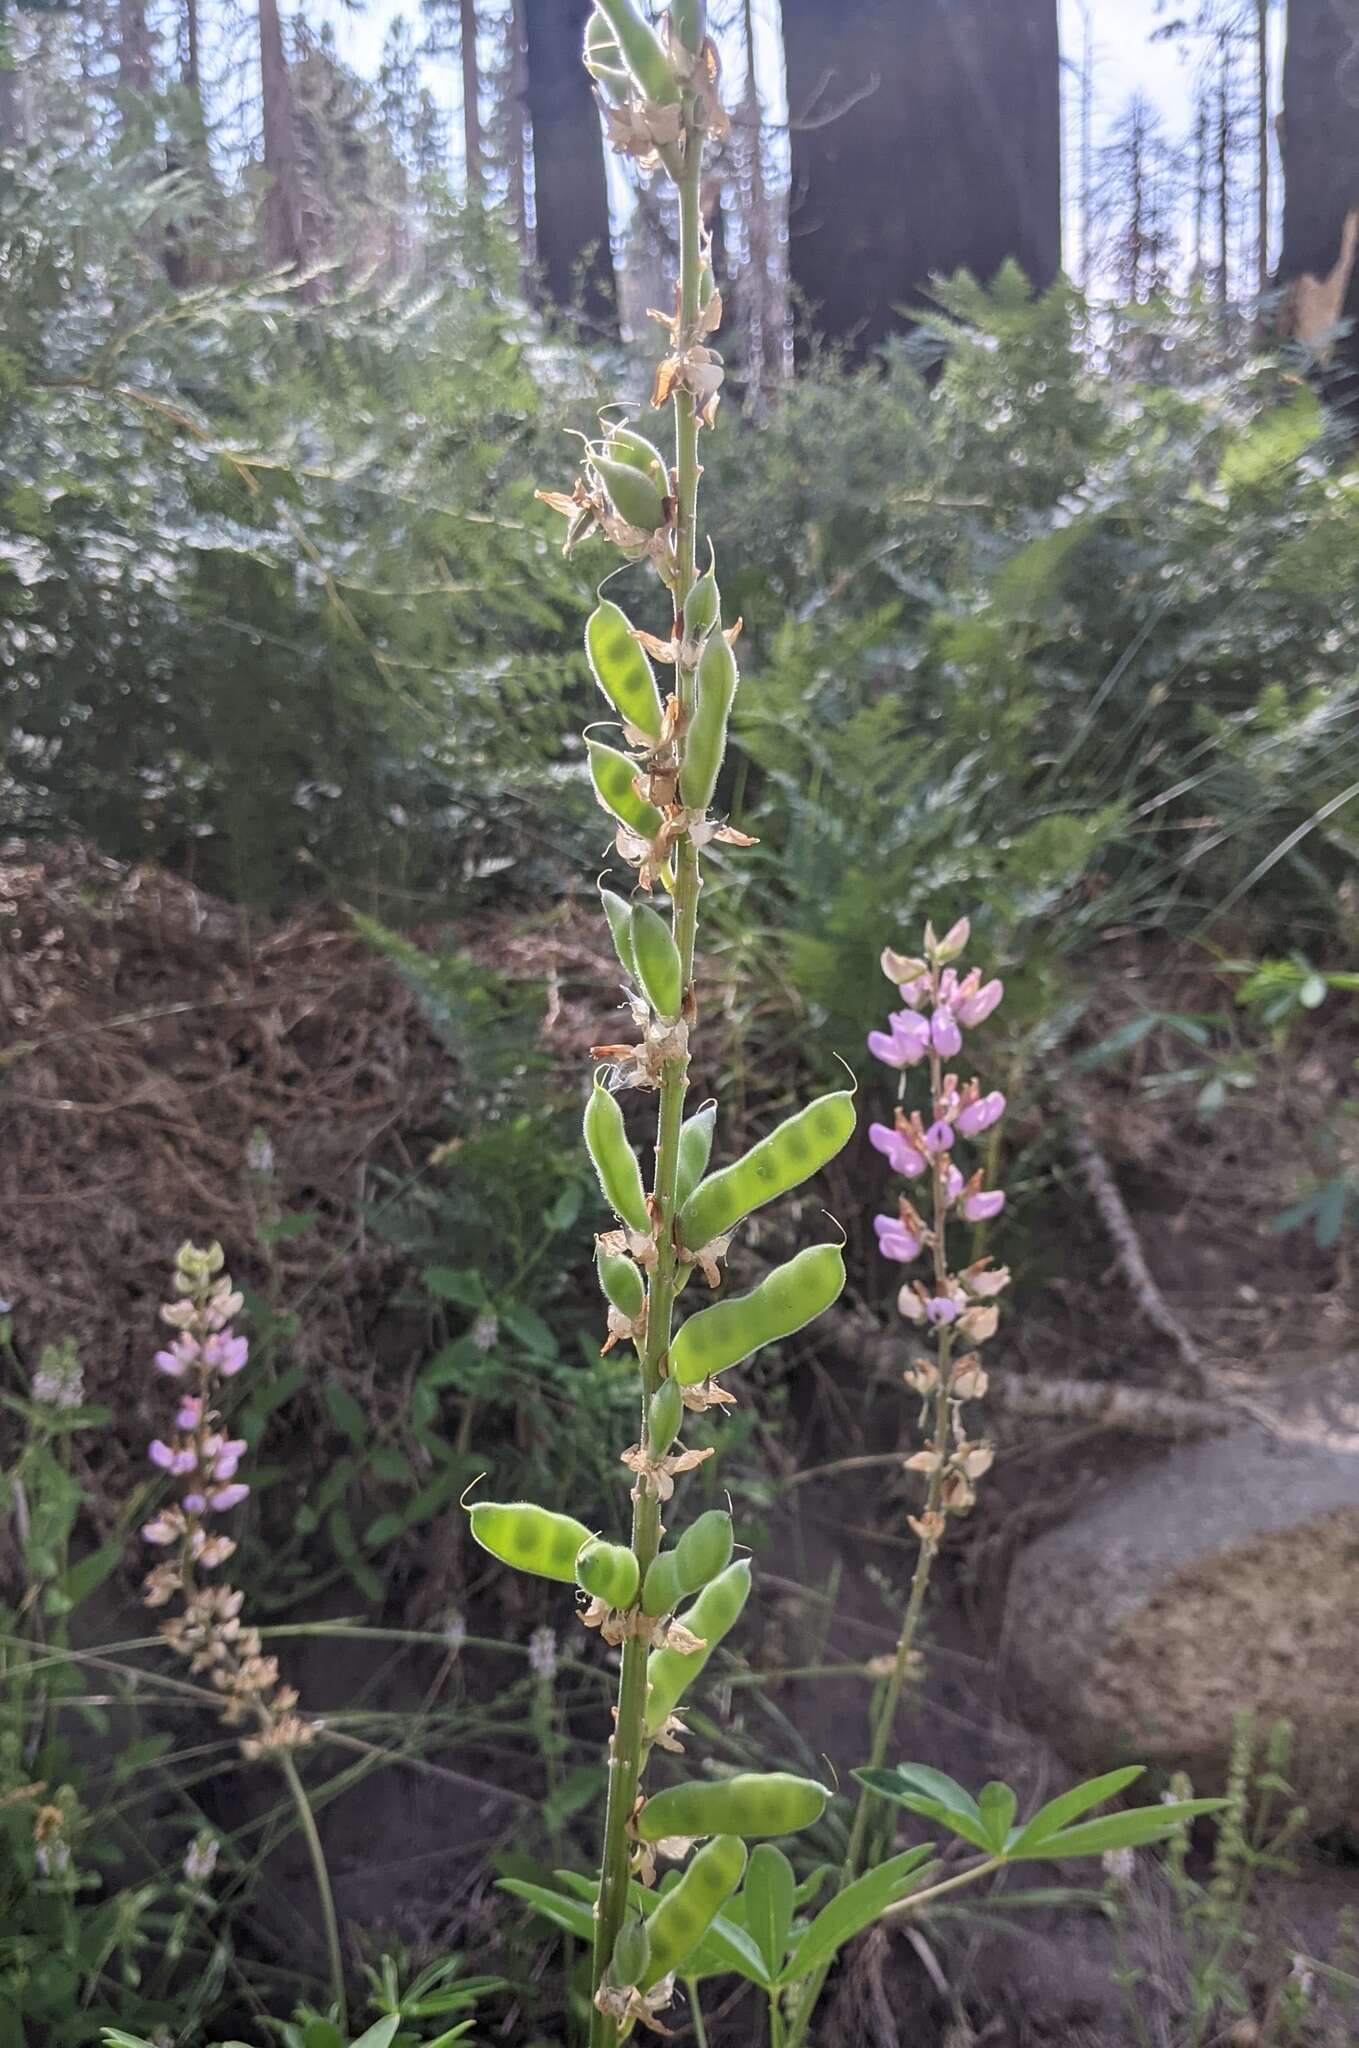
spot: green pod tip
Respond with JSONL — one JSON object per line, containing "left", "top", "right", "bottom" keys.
{"left": 629, "top": 899, "right": 684, "bottom": 1021}
{"left": 592, "top": 455, "right": 667, "bottom": 535}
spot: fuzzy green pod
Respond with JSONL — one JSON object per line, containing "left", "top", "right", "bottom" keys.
{"left": 629, "top": 901, "right": 684, "bottom": 1020}
{"left": 675, "top": 1102, "right": 716, "bottom": 1209}
{"left": 590, "top": 0, "right": 679, "bottom": 102}
{"left": 576, "top": 1537, "right": 641, "bottom": 1610}
{"left": 585, "top": 1081, "right": 651, "bottom": 1236}
{"left": 597, "top": 1244, "right": 645, "bottom": 1321}
{"left": 647, "top": 1377, "right": 684, "bottom": 1459}
{"left": 586, "top": 601, "right": 664, "bottom": 743}
{"left": 642, "top": 1548, "right": 684, "bottom": 1619}
{"left": 592, "top": 455, "right": 667, "bottom": 535}
{"left": 679, "top": 629, "right": 739, "bottom": 811}
{"left": 670, "top": 1245, "right": 846, "bottom": 1386}
{"left": 667, "top": 0, "right": 706, "bottom": 57}
{"left": 644, "top": 1558, "right": 751, "bottom": 1737}
{"left": 583, "top": 9, "right": 631, "bottom": 97}
{"left": 600, "top": 886, "right": 638, "bottom": 980}
{"left": 674, "top": 1508, "right": 733, "bottom": 1592}
{"left": 636, "top": 1772, "right": 828, "bottom": 1845}
{"left": 587, "top": 741, "right": 664, "bottom": 842}
{"left": 605, "top": 423, "right": 669, "bottom": 485}
{"left": 469, "top": 1500, "right": 591, "bottom": 1584}
{"left": 678, "top": 1090, "right": 855, "bottom": 1251}
{"left": 639, "top": 1835, "right": 746, "bottom": 1990}
{"left": 683, "top": 563, "right": 720, "bottom": 643}
{"left": 610, "top": 1912, "right": 651, "bottom": 1990}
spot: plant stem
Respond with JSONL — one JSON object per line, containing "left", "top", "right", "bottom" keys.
{"left": 278, "top": 1746, "right": 347, "bottom": 2028}
{"left": 687, "top": 1978, "right": 710, "bottom": 2048}
{"left": 589, "top": 133, "right": 706, "bottom": 2048}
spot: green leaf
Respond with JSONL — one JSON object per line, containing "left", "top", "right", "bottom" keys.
{"left": 50, "top": 1541, "right": 122, "bottom": 1612}
{"left": 498, "top": 1879, "right": 596, "bottom": 1943}
{"left": 743, "top": 1843, "right": 795, "bottom": 1982}
{"left": 1017, "top": 1798, "right": 1225, "bottom": 1862}
{"left": 977, "top": 1781, "right": 1018, "bottom": 1853}
{"left": 422, "top": 1266, "right": 487, "bottom": 1308}
{"left": 679, "top": 1910, "right": 772, "bottom": 1988}
{"left": 259, "top": 1210, "right": 319, "bottom": 1243}
{"left": 1006, "top": 1767, "right": 1145, "bottom": 1855}
{"left": 350, "top": 2021, "right": 401, "bottom": 2048}
{"left": 779, "top": 1846, "right": 936, "bottom": 1986}
{"left": 325, "top": 1384, "right": 368, "bottom": 1447}
{"left": 853, "top": 1765, "right": 991, "bottom": 1851}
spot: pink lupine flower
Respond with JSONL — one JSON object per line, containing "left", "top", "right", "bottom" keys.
{"left": 944, "top": 1164, "right": 964, "bottom": 1202}
{"left": 201, "top": 1332, "right": 248, "bottom": 1377}
{"left": 962, "top": 1189, "right": 1005, "bottom": 1222}
{"left": 154, "top": 1335, "right": 199, "bottom": 1377}
{"left": 868, "top": 1008, "right": 931, "bottom": 1068}
{"left": 209, "top": 1483, "right": 250, "bottom": 1511}
{"left": 142, "top": 1514, "right": 181, "bottom": 1545}
{"left": 897, "top": 975, "right": 931, "bottom": 1010}
{"left": 897, "top": 1285, "right": 928, "bottom": 1323}
{"left": 149, "top": 1438, "right": 198, "bottom": 1476}
{"left": 922, "top": 1120, "right": 955, "bottom": 1155}
{"left": 931, "top": 1005, "right": 962, "bottom": 1057}
{"left": 211, "top": 1439, "right": 247, "bottom": 1480}
{"left": 873, "top": 1214, "right": 922, "bottom": 1262}
{"left": 176, "top": 1396, "right": 204, "bottom": 1431}
{"left": 935, "top": 915, "right": 971, "bottom": 961}
{"left": 925, "top": 1296, "right": 959, "bottom": 1325}
{"left": 869, "top": 1121, "right": 927, "bottom": 1178}
{"left": 956, "top": 1090, "right": 1006, "bottom": 1138}
{"left": 957, "top": 978, "right": 1003, "bottom": 1028}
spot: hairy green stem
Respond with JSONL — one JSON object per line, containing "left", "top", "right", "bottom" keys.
{"left": 589, "top": 138, "right": 706, "bottom": 2048}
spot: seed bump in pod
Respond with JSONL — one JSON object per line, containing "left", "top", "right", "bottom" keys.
{"left": 469, "top": 1500, "right": 592, "bottom": 1584}
{"left": 629, "top": 900, "right": 684, "bottom": 1021}
{"left": 586, "top": 601, "right": 664, "bottom": 742}
{"left": 576, "top": 1536, "right": 641, "bottom": 1610}
{"left": 587, "top": 740, "right": 664, "bottom": 842}
{"left": 584, "top": 1081, "right": 651, "bottom": 1237}
{"left": 679, "top": 628, "right": 739, "bottom": 812}
{"left": 670, "top": 1244, "right": 846, "bottom": 1386}
{"left": 592, "top": 455, "right": 667, "bottom": 536}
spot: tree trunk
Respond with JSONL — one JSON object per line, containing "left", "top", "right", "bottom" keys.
{"left": 258, "top": 0, "right": 307, "bottom": 270}
{"left": 1256, "top": 0, "right": 1271, "bottom": 297}
{"left": 523, "top": 0, "right": 615, "bottom": 328}
{"left": 507, "top": 0, "right": 531, "bottom": 260}
{"left": 1279, "top": 0, "right": 1359, "bottom": 411}
{"left": 737, "top": 0, "right": 779, "bottom": 395}
{"left": 783, "top": 0, "right": 1061, "bottom": 357}
{"left": 459, "top": 0, "right": 482, "bottom": 203}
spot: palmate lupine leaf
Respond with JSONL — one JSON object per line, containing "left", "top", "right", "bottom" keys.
{"left": 854, "top": 1763, "right": 1224, "bottom": 1865}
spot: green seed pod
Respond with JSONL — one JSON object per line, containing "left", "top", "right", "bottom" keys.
{"left": 586, "top": 601, "right": 665, "bottom": 743}
{"left": 469, "top": 1500, "right": 592, "bottom": 1584}
{"left": 590, "top": 0, "right": 679, "bottom": 103}
{"left": 675, "top": 1102, "right": 717, "bottom": 1209}
{"left": 576, "top": 1536, "right": 641, "bottom": 1610}
{"left": 667, "top": 0, "right": 706, "bottom": 57}
{"left": 600, "top": 886, "right": 638, "bottom": 980}
{"left": 670, "top": 1244, "right": 846, "bottom": 1387}
{"left": 639, "top": 1835, "right": 746, "bottom": 1990}
{"left": 674, "top": 1508, "right": 733, "bottom": 1593}
{"left": 679, "top": 629, "right": 739, "bottom": 811}
{"left": 610, "top": 1911, "right": 652, "bottom": 1990}
{"left": 592, "top": 455, "right": 667, "bottom": 535}
{"left": 678, "top": 1090, "right": 855, "bottom": 1251}
{"left": 585, "top": 1081, "right": 651, "bottom": 1236}
{"left": 597, "top": 1244, "right": 645, "bottom": 1321}
{"left": 583, "top": 9, "right": 631, "bottom": 98}
{"left": 644, "top": 1558, "right": 751, "bottom": 1737}
{"left": 636, "top": 1772, "right": 828, "bottom": 1844}
{"left": 683, "top": 563, "right": 720, "bottom": 643}
{"left": 587, "top": 741, "right": 664, "bottom": 843}
{"left": 647, "top": 1377, "right": 684, "bottom": 1459}
{"left": 604, "top": 423, "right": 670, "bottom": 486}
{"left": 629, "top": 900, "right": 684, "bottom": 1020}
{"left": 642, "top": 1548, "right": 684, "bottom": 1618}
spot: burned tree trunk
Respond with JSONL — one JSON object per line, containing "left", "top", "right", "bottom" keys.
{"left": 523, "top": 0, "right": 615, "bottom": 329}
{"left": 783, "top": 0, "right": 1061, "bottom": 356}
{"left": 1278, "top": 0, "right": 1359, "bottom": 412}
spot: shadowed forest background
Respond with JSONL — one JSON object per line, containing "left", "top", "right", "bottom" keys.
{"left": 2, "top": 0, "right": 1359, "bottom": 2043}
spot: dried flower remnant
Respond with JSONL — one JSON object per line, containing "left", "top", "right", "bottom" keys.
{"left": 30, "top": 1337, "right": 83, "bottom": 1410}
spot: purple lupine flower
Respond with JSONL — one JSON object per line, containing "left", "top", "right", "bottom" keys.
{"left": 963, "top": 1189, "right": 1006, "bottom": 1223}
{"left": 922, "top": 1120, "right": 955, "bottom": 1155}
{"left": 937, "top": 968, "right": 958, "bottom": 1004}
{"left": 201, "top": 1332, "right": 248, "bottom": 1377}
{"left": 869, "top": 1121, "right": 927, "bottom": 1178}
{"left": 211, "top": 1439, "right": 247, "bottom": 1480}
{"left": 208, "top": 1483, "right": 250, "bottom": 1512}
{"left": 176, "top": 1395, "right": 203, "bottom": 1431}
{"left": 184, "top": 1492, "right": 206, "bottom": 1513}
{"left": 149, "top": 1439, "right": 197, "bottom": 1476}
{"left": 930, "top": 1005, "right": 962, "bottom": 1058}
{"left": 957, "top": 978, "right": 1004, "bottom": 1028}
{"left": 873, "top": 1214, "right": 922, "bottom": 1262}
{"left": 944, "top": 1164, "right": 964, "bottom": 1202}
{"left": 956, "top": 1090, "right": 1006, "bottom": 1139}
{"left": 897, "top": 975, "right": 931, "bottom": 1010}
{"left": 925, "top": 1296, "right": 959, "bottom": 1325}
{"left": 154, "top": 1335, "right": 199, "bottom": 1377}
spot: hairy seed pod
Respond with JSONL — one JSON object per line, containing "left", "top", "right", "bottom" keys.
{"left": 576, "top": 1536, "right": 641, "bottom": 1610}
{"left": 629, "top": 901, "right": 684, "bottom": 1020}
{"left": 586, "top": 601, "right": 665, "bottom": 742}
{"left": 597, "top": 1245, "right": 645, "bottom": 1321}
{"left": 670, "top": 1245, "right": 846, "bottom": 1386}
{"left": 592, "top": 455, "right": 667, "bottom": 534}
{"left": 583, "top": 9, "right": 632, "bottom": 99}
{"left": 585, "top": 1082, "right": 651, "bottom": 1236}
{"left": 674, "top": 1507, "right": 733, "bottom": 1592}
{"left": 600, "top": 886, "right": 638, "bottom": 980}
{"left": 642, "top": 1548, "right": 684, "bottom": 1618}
{"left": 639, "top": 1835, "right": 746, "bottom": 1990}
{"left": 678, "top": 1091, "right": 855, "bottom": 1251}
{"left": 675, "top": 1103, "right": 716, "bottom": 1209}
{"left": 610, "top": 1911, "right": 652, "bottom": 1990}
{"left": 644, "top": 1559, "right": 751, "bottom": 1737}
{"left": 590, "top": 0, "right": 679, "bottom": 102}
{"left": 683, "top": 563, "right": 720, "bottom": 643}
{"left": 679, "top": 629, "right": 739, "bottom": 811}
{"left": 469, "top": 1500, "right": 591, "bottom": 1584}
{"left": 636, "top": 1772, "right": 828, "bottom": 1844}
{"left": 667, "top": 0, "right": 706, "bottom": 57}
{"left": 587, "top": 741, "right": 664, "bottom": 842}
{"left": 647, "top": 1377, "right": 684, "bottom": 1459}
{"left": 605, "top": 423, "right": 670, "bottom": 485}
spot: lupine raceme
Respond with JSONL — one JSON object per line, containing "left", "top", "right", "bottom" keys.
{"left": 468, "top": 6, "right": 851, "bottom": 2039}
